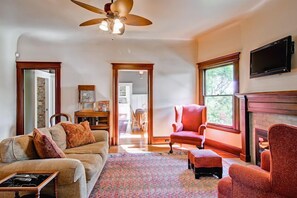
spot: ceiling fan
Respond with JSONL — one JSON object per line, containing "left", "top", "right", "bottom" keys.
{"left": 71, "top": 0, "right": 152, "bottom": 35}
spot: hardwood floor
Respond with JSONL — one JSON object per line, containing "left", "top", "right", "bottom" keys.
{"left": 109, "top": 143, "right": 238, "bottom": 158}
{"left": 114, "top": 129, "right": 238, "bottom": 158}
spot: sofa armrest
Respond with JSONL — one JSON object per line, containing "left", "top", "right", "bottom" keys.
{"left": 172, "top": 122, "right": 183, "bottom": 132}
{"left": 92, "top": 130, "right": 109, "bottom": 142}
{"left": 261, "top": 150, "right": 270, "bottom": 172}
{"left": 229, "top": 164, "right": 271, "bottom": 192}
{"left": 0, "top": 158, "right": 85, "bottom": 185}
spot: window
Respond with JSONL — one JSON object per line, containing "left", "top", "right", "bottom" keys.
{"left": 197, "top": 53, "right": 240, "bottom": 133}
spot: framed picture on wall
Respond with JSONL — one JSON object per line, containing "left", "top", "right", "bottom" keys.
{"left": 80, "top": 90, "right": 96, "bottom": 103}
{"left": 78, "top": 85, "right": 96, "bottom": 103}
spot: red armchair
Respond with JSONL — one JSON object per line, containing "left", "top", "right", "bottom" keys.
{"left": 169, "top": 104, "right": 207, "bottom": 153}
{"left": 218, "top": 124, "right": 297, "bottom": 198}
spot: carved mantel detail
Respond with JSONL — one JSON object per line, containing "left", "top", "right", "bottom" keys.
{"left": 236, "top": 91, "right": 297, "bottom": 162}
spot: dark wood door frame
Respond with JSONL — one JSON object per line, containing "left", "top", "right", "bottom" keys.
{"left": 16, "top": 61, "right": 61, "bottom": 135}
{"left": 112, "top": 63, "right": 154, "bottom": 146}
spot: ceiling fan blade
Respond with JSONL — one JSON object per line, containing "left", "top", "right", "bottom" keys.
{"left": 111, "top": 0, "right": 133, "bottom": 16}
{"left": 125, "top": 14, "right": 152, "bottom": 26}
{"left": 80, "top": 18, "right": 105, "bottom": 26}
{"left": 71, "top": 0, "right": 106, "bottom": 15}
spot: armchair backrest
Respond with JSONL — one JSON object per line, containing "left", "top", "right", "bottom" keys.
{"left": 175, "top": 104, "right": 206, "bottom": 132}
{"left": 269, "top": 124, "right": 297, "bottom": 197}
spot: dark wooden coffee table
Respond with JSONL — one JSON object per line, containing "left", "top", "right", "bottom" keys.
{"left": 0, "top": 171, "right": 59, "bottom": 198}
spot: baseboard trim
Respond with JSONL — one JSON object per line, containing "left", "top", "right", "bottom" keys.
{"left": 205, "top": 138, "right": 241, "bottom": 156}
{"left": 152, "top": 136, "right": 170, "bottom": 144}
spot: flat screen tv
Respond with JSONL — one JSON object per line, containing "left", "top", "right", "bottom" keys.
{"left": 250, "top": 36, "right": 294, "bottom": 78}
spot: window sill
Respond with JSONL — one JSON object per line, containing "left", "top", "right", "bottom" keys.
{"left": 207, "top": 123, "right": 240, "bottom": 134}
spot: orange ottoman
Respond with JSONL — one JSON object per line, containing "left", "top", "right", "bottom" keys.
{"left": 188, "top": 149, "right": 222, "bottom": 179}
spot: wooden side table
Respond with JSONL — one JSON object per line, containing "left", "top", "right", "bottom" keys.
{"left": 74, "top": 111, "right": 111, "bottom": 145}
{"left": 0, "top": 171, "right": 59, "bottom": 198}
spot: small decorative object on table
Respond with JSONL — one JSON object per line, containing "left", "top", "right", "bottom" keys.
{"left": 0, "top": 171, "right": 59, "bottom": 198}
{"left": 97, "top": 100, "right": 109, "bottom": 112}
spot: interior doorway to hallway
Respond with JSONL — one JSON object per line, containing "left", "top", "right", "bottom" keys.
{"left": 118, "top": 72, "right": 148, "bottom": 145}
{"left": 112, "top": 63, "right": 153, "bottom": 147}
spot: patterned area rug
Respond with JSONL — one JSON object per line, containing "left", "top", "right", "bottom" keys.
{"left": 89, "top": 152, "right": 230, "bottom": 198}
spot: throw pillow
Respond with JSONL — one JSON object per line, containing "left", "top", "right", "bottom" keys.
{"left": 61, "top": 121, "right": 96, "bottom": 148}
{"left": 33, "top": 128, "right": 66, "bottom": 159}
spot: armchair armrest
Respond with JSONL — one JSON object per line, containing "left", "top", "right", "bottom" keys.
{"left": 198, "top": 123, "right": 207, "bottom": 135}
{"left": 261, "top": 150, "right": 270, "bottom": 172}
{"left": 172, "top": 122, "right": 183, "bottom": 132}
{"left": 229, "top": 164, "right": 271, "bottom": 192}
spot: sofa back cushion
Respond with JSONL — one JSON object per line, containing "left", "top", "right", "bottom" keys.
{"left": 0, "top": 135, "right": 39, "bottom": 163}
{"left": 182, "top": 105, "right": 205, "bottom": 132}
{"left": 49, "top": 121, "right": 70, "bottom": 150}
{"left": 61, "top": 121, "right": 96, "bottom": 148}
{"left": 33, "top": 128, "right": 66, "bottom": 159}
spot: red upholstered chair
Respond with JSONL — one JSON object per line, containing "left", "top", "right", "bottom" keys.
{"left": 169, "top": 104, "right": 207, "bottom": 153}
{"left": 218, "top": 124, "right": 297, "bottom": 198}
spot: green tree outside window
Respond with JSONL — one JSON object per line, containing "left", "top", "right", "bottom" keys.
{"left": 205, "top": 65, "right": 234, "bottom": 126}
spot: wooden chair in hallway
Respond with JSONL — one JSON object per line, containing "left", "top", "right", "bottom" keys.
{"left": 50, "top": 113, "right": 72, "bottom": 126}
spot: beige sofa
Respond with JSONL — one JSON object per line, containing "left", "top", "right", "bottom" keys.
{"left": 0, "top": 122, "right": 109, "bottom": 198}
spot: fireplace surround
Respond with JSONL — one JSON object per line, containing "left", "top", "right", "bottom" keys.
{"left": 236, "top": 91, "right": 297, "bottom": 162}
{"left": 255, "top": 128, "right": 268, "bottom": 166}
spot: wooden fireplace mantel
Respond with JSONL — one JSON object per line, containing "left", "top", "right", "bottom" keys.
{"left": 236, "top": 90, "right": 297, "bottom": 162}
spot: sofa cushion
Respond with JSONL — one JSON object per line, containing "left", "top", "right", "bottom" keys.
{"left": 61, "top": 121, "right": 96, "bottom": 148}
{"left": 66, "top": 154, "right": 103, "bottom": 181}
{"left": 33, "top": 128, "right": 66, "bottom": 159}
{"left": 64, "top": 141, "right": 108, "bottom": 162}
{"left": 38, "top": 128, "right": 53, "bottom": 139}
{"left": 0, "top": 135, "right": 38, "bottom": 163}
{"left": 49, "top": 121, "right": 71, "bottom": 150}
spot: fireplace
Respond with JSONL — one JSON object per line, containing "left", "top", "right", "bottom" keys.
{"left": 236, "top": 91, "right": 297, "bottom": 162}
{"left": 255, "top": 128, "right": 268, "bottom": 166}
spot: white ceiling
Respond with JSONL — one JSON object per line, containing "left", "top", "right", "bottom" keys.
{"left": 0, "top": 0, "right": 269, "bottom": 40}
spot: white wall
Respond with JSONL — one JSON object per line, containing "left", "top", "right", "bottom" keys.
{"left": 17, "top": 37, "right": 197, "bottom": 138}
{"left": 0, "top": 29, "right": 20, "bottom": 141}
{"left": 197, "top": 0, "right": 297, "bottom": 148}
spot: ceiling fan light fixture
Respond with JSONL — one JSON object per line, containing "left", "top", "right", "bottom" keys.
{"left": 114, "top": 18, "right": 123, "bottom": 29}
{"left": 99, "top": 20, "right": 109, "bottom": 31}
{"left": 110, "top": 18, "right": 125, "bottom": 35}
{"left": 71, "top": 0, "right": 152, "bottom": 36}
{"left": 112, "top": 27, "right": 121, "bottom": 34}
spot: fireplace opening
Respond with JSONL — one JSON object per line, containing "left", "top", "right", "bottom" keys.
{"left": 255, "top": 128, "right": 269, "bottom": 166}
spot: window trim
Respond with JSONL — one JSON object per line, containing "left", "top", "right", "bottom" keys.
{"left": 197, "top": 52, "right": 240, "bottom": 134}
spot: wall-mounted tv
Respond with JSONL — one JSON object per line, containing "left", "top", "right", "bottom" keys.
{"left": 250, "top": 36, "right": 294, "bottom": 78}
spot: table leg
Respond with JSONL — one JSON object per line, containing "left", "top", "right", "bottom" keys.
{"left": 35, "top": 191, "right": 40, "bottom": 198}
{"left": 15, "top": 191, "right": 20, "bottom": 198}
{"left": 54, "top": 176, "right": 58, "bottom": 198}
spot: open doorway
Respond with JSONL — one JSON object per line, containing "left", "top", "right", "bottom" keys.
{"left": 112, "top": 63, "right": 153, "bottom": 146}
{"left": 24, "top": 70, "right": 55, "bottom": 132}
{"left": 118, "top": 71, "right": 148, "bottom": 145}
{"left": 16, "top": 61, "right": 61, "bottom": 135}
